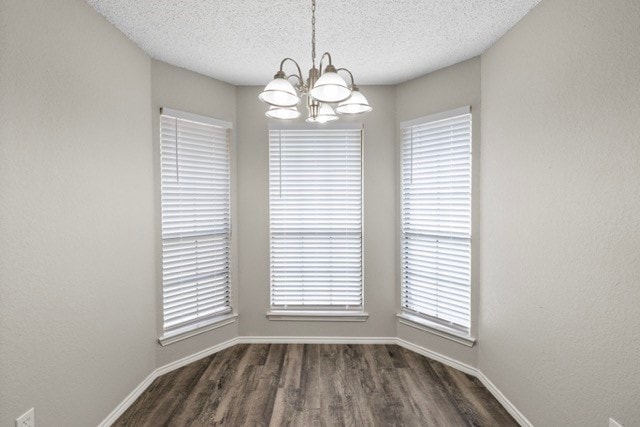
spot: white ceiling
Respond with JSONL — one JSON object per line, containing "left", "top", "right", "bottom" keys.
{"left": 86, "top": 0, "right": 541, "bottom": 86}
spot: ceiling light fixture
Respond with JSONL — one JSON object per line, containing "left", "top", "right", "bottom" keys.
{"left": 258, "top": 0, "right": 372, "bottom": 122}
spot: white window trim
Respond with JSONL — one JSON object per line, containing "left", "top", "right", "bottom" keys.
{"left": 161, "top": 107, "right": 233, "bottom": 129}
{"left": 268, "top": 122, "right": 362, "bottom": 131}
{"left": 267, "top": 310, "right": 369, "bottom": 322}
{"left": 267, "top": 124, "right": 366, "bottom": 317}
{"left": 398, "top": 106, "right": 474, "bottom": 344}
{"left": 158, "top": 107, "right": 236, "bottom": 342}
{"left": 397, "top": 312, "right": 475, "bottom": 347}
{"left": 399, "top": 106, "right": 470, "bottom": 129}
{"left": 159, "top": 312, "right": 238, "bottom": 346}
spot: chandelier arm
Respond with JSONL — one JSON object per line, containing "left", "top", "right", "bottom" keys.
{"left": 279, "top": 57, "right": 304, "bottom": 83}
{"left": 286, "top": 74, "right": 305, "bottom": 89}
{"left": 318, "top": 52, "right": 333, "bottom": 74}
{"left": 336, "top": 67, "right": 356, "bottom": 87}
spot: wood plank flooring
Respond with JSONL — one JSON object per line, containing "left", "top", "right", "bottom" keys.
{"left": 114, "top": 344, "right": 517, "bottom": 426}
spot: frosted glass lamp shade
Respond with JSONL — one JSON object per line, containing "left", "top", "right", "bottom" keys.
{"left": 306, "top": 103, "right": 339, "bottom": 124}
{"left": 259, "top": 77, "right": 300, "bottom": 107}
{"left": 309, "top": 71, "right": 351, "bottom": 103}
{"left": 336, "top": 89, "right": 372, "bottom": 115}
{"left": 265, "top": 106, "right": 301, "bottom": 120}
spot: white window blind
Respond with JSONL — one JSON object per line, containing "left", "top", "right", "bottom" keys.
{"left": 160, "top": 108, "right": 232, "bottom": 337}
{"left": 401, "top": 107, "right": 472, "bottom": 334}
{"left": 269, "top": 127, "right": 363, "bottom": 311}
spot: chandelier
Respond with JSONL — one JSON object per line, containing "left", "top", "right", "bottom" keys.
{"left": 258, "top": 0, "right": 372, "bottom": 123}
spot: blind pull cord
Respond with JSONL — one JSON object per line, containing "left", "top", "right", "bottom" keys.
{"left": 175, "top": 117, "right": 179, "bottom": 182}
{"left": 279, "top": 130, "right": 282, "bottom": 198}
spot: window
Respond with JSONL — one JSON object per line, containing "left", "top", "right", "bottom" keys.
{"left": 159, "top": 108, "right": 233, "bottom": 341}
{"left": 400, "top": 107, "right": 472, "bottom": 337}
{"left": 268, "top": 126, "right": 364, "bottom": 317}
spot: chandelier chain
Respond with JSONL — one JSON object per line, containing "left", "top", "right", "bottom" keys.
{"left": 311, "top": 0, "right": 316, "bottom": 68}
{"left": 260, "top": 0, "right": 371, "bottom": 121}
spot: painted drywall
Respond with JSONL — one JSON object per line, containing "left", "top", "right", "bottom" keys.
{"left": 479, "top": 0, "right": 640, "bottom": 425}
{"left": 150, "top": 60, "right": 240, "bottom": 367}
{"left": 395, "top": 57, "right": 482, "bottom": 367}
{"left": 4, "top": 0, "right": 640, "bottom": 424}
{"left": 235, "top": 86, "right": 398, "bottom": 338}
{"left": 0, "top": 0, "right": 156, "bottom": 425}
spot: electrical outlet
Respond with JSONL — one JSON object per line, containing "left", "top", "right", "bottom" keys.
{"left": 15, "top": 408, "right": 35, "bottom": 427}
{"left": 610, "top": 418, "right": 623, "bottom": 427}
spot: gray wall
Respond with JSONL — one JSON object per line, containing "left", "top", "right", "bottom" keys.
{"left": 235, "top": 86, "right": 398, "bottom": 338}
{"left": 0, "top": 0, "right": 156, "bottom": 425}
{"left": 3, "top": 0, "right": 640, "bottom": 425}
{"left": 478, "top": 0, "right": 640, "bottom": 425}
{"left": 395, "top": 58, "right": 481, "bottom": 367}
{"left": 150, "top": 60, "right": 239, "bottom": 367}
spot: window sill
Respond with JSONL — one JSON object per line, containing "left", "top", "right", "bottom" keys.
{"left": 158, "top": 313, "right": 238, "bottom": 346}
{"left": 267, "top": 310, "right": 369, "bottom": 322}
{"left": 397, "top": 313, "right": 476, "bottom": 347}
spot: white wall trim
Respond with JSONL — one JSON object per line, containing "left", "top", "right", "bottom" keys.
{"left": 397, "top": 313, "right": 476, "bottom": 347}
{"left": 395, "top": 338, "right": 531, "bottom": 426}
{"left": 160, "top": 107, "right": 233, "bottom": 129}
{"left": 155, "top": 337, "right": 240, "bottom": 376}
{"left": 400, "top": 105, "right": 470, "bottom": 128}
{"left": 395, "top": 338, "right": 477, "bottom": 376}
{"left": 476, "top": 370, "right": 533, "bottom": 427}
{"left": 158, "top": 313, "right": 238, "bottom": 347}
{"left": 268, "top": 122, "right": 363, "bottom": 131}
{"left": 266, "top": 311, "right": 370, "bottom": 322}
{"left": 238, "top": 336, "right": 395, "bottom": 345}
{"left": 98, "top": 371, "right": 158, "bottom": 427}
{"left": 99, "top": 337, "right": 239, "bottom": 427}
{"left": 100, "top": 336, "right": 531, "bottom": 427}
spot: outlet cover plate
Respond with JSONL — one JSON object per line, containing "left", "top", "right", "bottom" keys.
{"left": 16, "top": 408, "right": 35, "bottom": 427}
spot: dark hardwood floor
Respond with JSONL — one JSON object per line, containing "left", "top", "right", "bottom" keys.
{"left": 114, "top": 344, "right": 517, "bottom": 426}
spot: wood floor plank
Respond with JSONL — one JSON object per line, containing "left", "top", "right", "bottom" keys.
{"left": 210, "top": 356, "right": 260, "bottom": 425}
{"left": 299, "top": 344, "right": 322, "bottom": 411}
{"left": 167, "top": 344, "right": 249, "bottom": 426}
{"left": 385, "top": 344, "right": 409, "bottom": 369}
{"left": 337, "top": 365, "right": 376, "bottom": 424}
{"left": 396, "top": 346, "right": 472, "bottom": 426}
{"left": 115, "top": 344, "right": 518, "bottom": 426}
{"left": 318, "top": 344, "right": 347, "bottom": 426}
{"left": 270, "top": 344, "right": 305, "bottom": 426}
{"left": 245, "top": 344, "right": 287, "bottom": 425}
{"left": 429, "top": 361, "right": 518, "bottom": 426}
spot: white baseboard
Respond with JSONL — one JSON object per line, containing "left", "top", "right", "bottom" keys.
{"left": 238, "top": 336, "right": 396, "bottom": 345}
{"left": 396, "top": 338, "right": 532, "bottom": 426}
{"left": 395, "top": 337, "right": 477, "bottom": 376}
{"left": 155, "top": 337, "right": 239, "bottom": 376}
{"left": 99, "top": 371, "right": 157, "bottom": 427}
{"left": 99, "top": 337, "right": 239, "bottom": 427}
{"left": 476, "top": 371, "right": 533, "bottom": 427}
{"left": 100, "top": 336, "right": 532, "bottom": 427}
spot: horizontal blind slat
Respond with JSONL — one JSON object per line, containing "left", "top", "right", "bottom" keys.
{"left": 160, "top": 113, "right": 232, "bottom": 333}
{"left": 401, "top": 112, "right": 472, "bottom": 331}
{"left": 270, "top": 128, "right": 363, "bottom": 309}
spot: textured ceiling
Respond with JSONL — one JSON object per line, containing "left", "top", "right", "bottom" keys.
{"left": 85, "top": 0, "right": 541, "bottom": 86}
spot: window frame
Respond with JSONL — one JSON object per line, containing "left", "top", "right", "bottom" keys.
{"left": 157, "top": 107, "right": 237, "bottom": 345}
{"left": 267, "top": 123, "right": 368, "bottom": 321}
{"left": 398, "top": 106, "right": 476, "bottom": 346}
